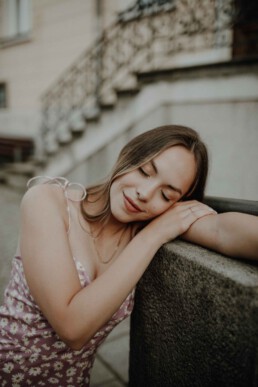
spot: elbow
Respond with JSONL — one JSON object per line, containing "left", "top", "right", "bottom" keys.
{"left": 57, "top": 321, "right": 92, "bottom": 351}
{"left": 59, "top": 330, "right": 88, "bottom": 351}
{"left": 64, "top": 338, "right": 86, "bottom": 351}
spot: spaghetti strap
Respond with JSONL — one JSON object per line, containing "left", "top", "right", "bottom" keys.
{"left": 27, "top": 175, "right": 87, "bottom": 234}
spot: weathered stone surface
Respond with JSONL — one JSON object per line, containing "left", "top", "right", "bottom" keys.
{"left": 129, "top": 240, "right": 258, "bottom": 387}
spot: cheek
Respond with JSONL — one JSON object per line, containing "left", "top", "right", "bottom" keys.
{"left": 150, "top": 202, "right": 172, "bottom": 216}
{"left": 111, "top": 175, "right": 132, "bottom": 192}
{"left": 110, "top": 179, "right": 123, "bottom": 196}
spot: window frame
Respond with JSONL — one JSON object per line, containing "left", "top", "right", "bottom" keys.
{"left": 0, "top": 83, "right": 8, "bottom": 109}
{"left": 0, "top": 0, "right": 32, "bottom": 48}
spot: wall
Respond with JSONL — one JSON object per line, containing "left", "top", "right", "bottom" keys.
{"left": 50, "top": 64, "right": 258, "bottom": 200}
{"left": 0, "top": 0, "right": 132, "bottom": 136}
{"left": 163, "top": 68, "right": 258, "bottom": 200}
{"left": 129, "top": 240, "right": 258, "bottom": 387}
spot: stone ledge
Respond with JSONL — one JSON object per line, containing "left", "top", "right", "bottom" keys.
{"left": 129, "top": 240, "right": 258, "bottom": 387}
{"left": 0, "top": 33, "right": 31, "bottom": 49}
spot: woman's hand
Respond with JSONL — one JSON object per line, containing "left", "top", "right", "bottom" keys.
{"left": 146, "top": 200, "right": 217, "bottom": 245}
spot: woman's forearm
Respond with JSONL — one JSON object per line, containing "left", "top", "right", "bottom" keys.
{"left": 215, "top": 212, "right": 258, "bottom": 259}
{"left": 66, "top": 201, "right": 219, "bottom": 349}
{"left": 63, "top": 227, "right": 162, "bottom": 349}
{"left": 182, "top": 212, "right": 258, "bottom": 260}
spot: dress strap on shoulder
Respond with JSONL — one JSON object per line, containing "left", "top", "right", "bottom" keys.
{"left": 27, "top": 175, "right": 87, "bottom": 233}
{"left": 27, "top": 176, "right": 87, "bottom": 201}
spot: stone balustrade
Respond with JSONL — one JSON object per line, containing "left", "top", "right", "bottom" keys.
{"left": 129, "top": 240, "right": 258, "bottom": 387}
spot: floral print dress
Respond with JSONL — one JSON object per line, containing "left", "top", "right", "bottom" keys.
{"left": 0, "top": 177, "right": 135, "bottom": 386}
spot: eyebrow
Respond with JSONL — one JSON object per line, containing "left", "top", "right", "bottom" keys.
{"left": 151, "top": 160, "right": 182, "bottom": 195}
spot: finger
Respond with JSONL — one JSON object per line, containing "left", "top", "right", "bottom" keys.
{"left": 173, "top": 200, "right": 198, "bottom": 208}
{"left": 192, "top": 208, "right": 217, "bottom": 218}
{"left": 180, "top": 210, "right": 215, "bottom": 234}
{"left": 182, "top": 206, "right": 216, "bottom": 221}
{"left": 190, "top": 204, "right": 217, "bottom": 215}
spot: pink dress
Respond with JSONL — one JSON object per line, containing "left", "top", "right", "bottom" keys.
{"left": 0, "top": 177, "right": 134, "bottom": 386}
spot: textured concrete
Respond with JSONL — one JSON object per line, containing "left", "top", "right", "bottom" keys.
{"left": 129, "top": 240, "right": 258, "bottom": 387}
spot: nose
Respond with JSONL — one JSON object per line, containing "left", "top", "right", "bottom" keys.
{"left": 136, "top": 182, "right": 156, "bottom": 202}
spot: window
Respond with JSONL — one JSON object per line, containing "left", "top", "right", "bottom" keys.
{"left": 2, "top": 0, "right": 32, "bottom": 40}
{"left": 0, "top": 83, "right": 7, "bottom": 108}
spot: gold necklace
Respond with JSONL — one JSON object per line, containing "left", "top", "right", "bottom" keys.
{"left": 77, "top": 205, "right": 129, "bottom": 264}
{"left": 92, "top": 226, "right": 128, "bottom": 265}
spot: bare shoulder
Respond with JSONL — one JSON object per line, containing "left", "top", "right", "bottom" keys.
{"left": 21, "top": 184, "right": 64, "bottom": 206}
{"left": 20, "top": 184, "right": 68, "bottom": 228}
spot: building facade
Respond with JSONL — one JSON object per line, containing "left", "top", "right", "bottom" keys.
{"left": 0, "top": 0, "right": 132, "bottom": 138}
{"left": 0, "top": 0, "right": 258, "bottom": 200}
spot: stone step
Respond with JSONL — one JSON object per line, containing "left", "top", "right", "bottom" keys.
{"left": 0, "top": 162, "right": 37, "bottom": 191}
{"left": 83, "top": 106, "right": 101, "bottom": 122}
{"left": 99, "top": 101, "right": 115, "bottom": 111}
{"left": 115, "top": 87, "right": 141, "bottom": 98}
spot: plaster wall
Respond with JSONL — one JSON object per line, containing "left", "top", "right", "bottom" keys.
{"left": 0, "top": 0, "right": 132, "bottom": 136}
{"left": 168, "top": 101, "right": 258, "bottom": 200}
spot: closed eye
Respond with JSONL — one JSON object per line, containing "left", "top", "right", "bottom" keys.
{"left": 139, "top": 167, "right": 150, "bottom": 177}
{"left": 161, "top": 191, "right": 170, "bottom": 202}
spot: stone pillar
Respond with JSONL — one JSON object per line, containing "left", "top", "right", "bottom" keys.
{"left": 129, "top": 240, "right": 258, "bottom": 387}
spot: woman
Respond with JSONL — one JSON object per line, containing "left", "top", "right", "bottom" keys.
{"left": 0, "top": 125, "right": 257, "bottom": 386}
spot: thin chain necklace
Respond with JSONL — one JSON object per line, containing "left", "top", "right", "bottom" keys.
{"left": 91, "top": 225, "right": 129, "bottom": 264}
{"left": 78, "top": 200, "right": 129, "bottom": 264}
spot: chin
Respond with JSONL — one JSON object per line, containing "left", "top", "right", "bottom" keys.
{"left": 111, "top": 212, "right": 132, "bottom": 224}
{"left": 110, "top": 206, "right": 137, "bottom": 224}
{"left": 109, "top": 205, "right": 127, "bottom": 223}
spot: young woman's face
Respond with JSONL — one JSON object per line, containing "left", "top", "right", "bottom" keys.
{"left": 110, "top": 146, "right": 197, "bottom": 223}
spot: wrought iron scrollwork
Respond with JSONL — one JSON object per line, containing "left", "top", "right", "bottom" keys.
{"left": 118, "top": 0, "right": 175, "bottom": 21}
{"left": 41, "top": 0, "right": 237, "bottom": 154}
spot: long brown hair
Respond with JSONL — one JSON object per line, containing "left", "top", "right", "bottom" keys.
{"left": 80, "top": 125, "right": 209, "bottom": 224}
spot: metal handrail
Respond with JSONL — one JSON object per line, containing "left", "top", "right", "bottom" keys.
{"left": 204, "top": 196, "right": 258, "bottom": 216}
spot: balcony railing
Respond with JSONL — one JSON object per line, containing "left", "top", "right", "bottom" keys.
{"left": 204, "top": 196, "right": 258, "bottom": 216}
{"left": 41, "top": 0, "right": 235, "bottom": 155}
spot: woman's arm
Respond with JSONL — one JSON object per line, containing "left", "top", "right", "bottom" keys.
{"left": 181, "top": 211, "right": 258, "bottom": 260}
{"left": 21, "top": 185, "right": 156, "bottom": 350}
{"left": 20, "top": 187, "right": 212, "bottom": 350}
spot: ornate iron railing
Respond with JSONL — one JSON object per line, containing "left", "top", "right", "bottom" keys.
{"left": 41, "top": 0, "right": 235, "bottom": 154}
{"left": 118, "top": 0, "right": 175, "bottom": 21}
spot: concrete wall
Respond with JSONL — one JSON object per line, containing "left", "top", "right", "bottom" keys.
{"left": 158, "top": 70, "right": 258, "bottom": 201}
{"left": 129, "top": 240, "right": 258, "bottom": 387}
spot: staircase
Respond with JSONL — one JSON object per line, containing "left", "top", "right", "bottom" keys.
{"left": 2, "top": 0, "right": 237, "bottom": 188}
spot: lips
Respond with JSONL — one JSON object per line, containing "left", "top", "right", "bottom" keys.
{"left": 123, "top": 192, "right": 143, "bottom": 213}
